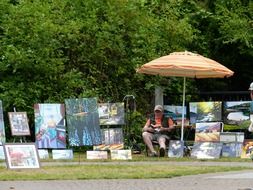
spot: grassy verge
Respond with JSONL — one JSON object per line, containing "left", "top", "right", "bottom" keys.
{"left": 0, "top": 164, "right": 249, "bottom": 180}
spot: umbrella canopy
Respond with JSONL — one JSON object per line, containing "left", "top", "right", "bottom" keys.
{"left": 137, "top": 51, "right": 234, "bottom": 78}
{"left": 137, "top": 51, "right": 234, "bottom": 141}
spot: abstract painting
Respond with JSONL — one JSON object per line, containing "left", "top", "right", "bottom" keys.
{"left": 65, "top": 98, "right": 102, "bottom": 146}
{"left": 241, "top": 140, "right": 253, "bottom": 159}
{"left": 35, "top": 103, "right": 66, "bottom": 149}
{"left": 168, "top": 140, "right": 184, "bottom": 158}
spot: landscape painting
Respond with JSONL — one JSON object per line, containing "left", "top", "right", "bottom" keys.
{"left": 191, "top": 142, "right": 222, "bottom": 159}
{"left": 52, "top": 149, "right": 73, "bottom": 160}
{"left": 223, "top": 101, "right": 250, "bottom": 125}
{"left": 34, "top": 103, "right": 66, "bottom": 149}
{"left": 189, "top": 101, "right": 222, "bottom": 124}
{"left": 168, "top": 140, "right": 184, "bottom": 158}
{"left": 222, "top": 142, "right": 242, "bottom": 158}
{"left": 98, "top": 103, "right": 125, "bottom": 125}
{"left": 3, "top": 143, "right": 40, "bottom": 169}
{"left": 86, "top": 151, "right": 108, "bottom": 160}
{"left": 0, "top": 101, "right": 5, "bottom": 145}
{"left": 110, "top": 149, "right": 132, "bottom": 160}
{"left": 8, "top": 112, "right": 30, "bottom": 136}
{"left": 195, "top": 122, "right": 222, "bottom": 142}
{"left": 65, "top": 98, "right": 102, "bottom": 146}
{"left": 164, "top": 105, "right": 187, "bottom": 122}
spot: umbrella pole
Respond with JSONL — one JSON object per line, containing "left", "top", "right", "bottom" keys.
{"left": 181, "top": 77, "right": 186, "bottom": 141}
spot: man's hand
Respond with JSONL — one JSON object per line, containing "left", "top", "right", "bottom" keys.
{"left": 146, "top": 127, "right": 155, "bottom": 133}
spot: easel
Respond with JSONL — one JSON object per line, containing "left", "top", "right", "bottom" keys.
{"left": 123, "top": 95, "right": 136, "bottom": 148}
{"left": 12, "top": 107, "right": 27, "bottom": 143}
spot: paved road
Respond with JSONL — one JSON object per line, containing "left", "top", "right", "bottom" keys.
{"left": 1, "top": 162, "right": 253, "bottom": 190}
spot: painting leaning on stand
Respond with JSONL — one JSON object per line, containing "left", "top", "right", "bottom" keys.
{"left": 248, "top": 82, "right": 253, "bottom": 132}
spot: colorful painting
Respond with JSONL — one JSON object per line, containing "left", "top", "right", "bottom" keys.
{"left": 189, "top": 101, "right": 222, "bottom": 124}
{"left": 0, "top": 101, "right": 5, "bottom": 144}
{"left": 86, "top": 151, "right": 108, "bottom": 159}
{"left": 195, "top": 122, "right": 222, "bottom": 142}
{"left": 93, "top": 144, "right": 124, "bottom": 151}
{"left": 3, "top": 143, "right": 40, "bottom": 169}
{"left": 223, "top": 101, "right": 250, "bottom": 125}
{"left": 52, "top": 149, "right": 73, "bottom": 159}
{"left": 191, "top": 142, "right": 222, "bottom": 159}
{"left": 168, "top": 140, "right": 184, "bottom": 158}
{"left": 65, "top": 98, "right": 102, "bottom": 146}
{"left": 8, "top": 112, "right": 30, "bottom": 136}
{"left": 98, "top": 103, "right": 125, "bottom": 125}
{"left": 221, "top": 143, "right": 242, "bottom": 157}
{"left": 241, "top": 140, "right": 253, "bottom": 159}
{"left": 164, "top": 105, "right": 187, "bottom": 122}
{"left": 35, "top": 104, "right": 66, "bottom": 149}
{"left": 110, "top": 149, "right": 132, "bottom": 160}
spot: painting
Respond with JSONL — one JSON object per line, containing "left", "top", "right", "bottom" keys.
{"left": 65, "top": 98, "right": 102, "bottom": 146}
{"left": 98, "top": 103, "right": 125, "bottom": 125}
{"left": 0, "top": 146, "right": 5, "bottom": 160}
{"left": 34, "top": 103, "right": 66, "bottom": 149}
{"left": 0, "top": 101, "right": 5, "bottom": 145}
{"left": 101, "top": 128, "right": 123, "bottom": 145}
{"left": 164, "top": 105, "right": 187, "bottom": 123}
{"left": 220, "top": 132, "right": 244, "bottom": 143}
{"left": 52, "top": 149, "right": 73, "bottom": 160}
{"left": 3, "top": 143, "right": 40, "bottom": 169}
{"left": 93, "top": 144, "right": 124, "bottom": 151}
{"left": 191, "top": 142, "right": 222, "bottom": 159}
{"left": 223, "top": 101, "right": 250, "bottom": 125}
{"left": 38, "top": 149, "right": 49, "bottom": 159}
{"left": 168, "top": 140, "right": 184, "bottom": 158}
{"left": 221, "top": 142, "right": 242, "bottom": 157}
{"left": 110, "top": 149, "right": 132, "bottom": 160}
{"left": 241, "top": 140, "right": 253, "bottom": 159}
{"left": 86, "top": 151, "right": 108, "bottom": 159}
{"left": 194, "top": 122, "right": 222, "bottom": 142}
{"left": 189, "top": 101, "right": 222, "bottom": 124}
{"left": 8, "top": 112, "right": 30, "bottom": 136}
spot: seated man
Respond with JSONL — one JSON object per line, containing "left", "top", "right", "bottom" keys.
{"left": 142, "top": 105, "right": 175, "bottom": 157}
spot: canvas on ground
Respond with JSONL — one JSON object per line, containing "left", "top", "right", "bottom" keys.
{"left": 0, "top": 101, "right": 5, "bottom": 145}
{"left": 3, "top": 143, "right": 40, "bottom": 169}
{"left": 189, "top": 101, "right": 222, "bottom": 124}
{"left": 168, "top": 140, "right": 184, "bottom": 158}
{"left": 195, "top": 122, "right": 222, "bottom": 142}
{"left": 223, "top": 101, "right": 250, "bottom": 125}
{"left": 222, "top": 142, "right": 242, "bottom": 157}
{"left": 98, "top": 103, "right": 125, "bottom": 125}
{"left": 191, "top": 142, "right": 222, "bottom": 159}
{"left": 0, "top": 146, "right": 5, "bottom": 160}
{"left": 35, "top": 104, "right": 66, "bottom": 149}
{"left": 38, "top": 149, "right": 49, "bottom": 159}
{"left": 241, "top": 140, "right": 253, "bottom": 159}
{"left": 65, "top": 98, "right": 102, "bottom": 146}
{"left": 52, "top": 149, "right": 73, "bottom": 159}
{"left": 86, "top": 151, "right": 108, "bottom": 159}
{"left": 110, "top": 150, "right": 132, "bottom": 160}
{"left": 8, "top": 112, "right": 30, "bottom": 136}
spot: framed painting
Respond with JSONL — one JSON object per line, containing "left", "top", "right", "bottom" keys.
{"left": 189, "top": 101, "right": 222, "bottom": 124}
{"left": 8, "top": 112, "right": 30, "bottom": 136}
{"left": 98, "top": 103, "right": 125, "bottom": 125}
{"left": 3, "top": 143, "right": 40, "bottom": 169}
{"left": 223, "top": 101, "right": 250, "bottom": 125}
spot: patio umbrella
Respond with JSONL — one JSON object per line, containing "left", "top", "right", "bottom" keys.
{"left": 136, "top": 51, "right": 234, "bottom": 141}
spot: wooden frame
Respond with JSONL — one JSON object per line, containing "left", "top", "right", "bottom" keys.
{"left": 8, "top": 112, "right": 30, "bottom": 136}
{"left": 3, "top": 143, "right": 40, "bottom": 169}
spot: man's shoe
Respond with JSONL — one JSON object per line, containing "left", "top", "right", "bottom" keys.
{"left": 159, "top": 147, "right": 165, "bottom": 157}
{"left": 150, "top": 151, "right": 157, "bottom": 157}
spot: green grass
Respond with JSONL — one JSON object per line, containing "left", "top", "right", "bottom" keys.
{"left": 0, "top": 153, "right": 252, "bottom": 181}
{"left": 0, "top": 164, "right": 249, "bottom": 180}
